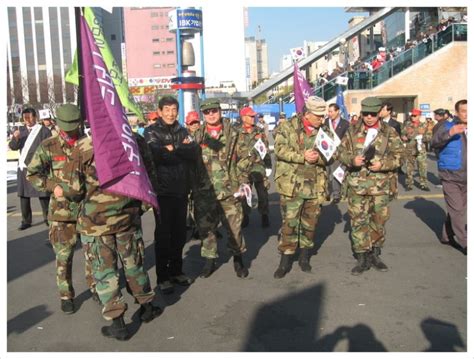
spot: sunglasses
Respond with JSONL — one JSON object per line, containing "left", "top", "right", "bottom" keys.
{"left": 362, "top": 112, "right": 379, "bottom": 117}
{"left": 202, "top": 108, "right": 219, "bottom": 115}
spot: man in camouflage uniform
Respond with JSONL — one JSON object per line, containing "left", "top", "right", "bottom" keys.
{"left": 193, "top": 98, "right": 252, "bottom": 279}
{"left": 26, "top": 104, "right": 97, "bottom": 314}
{"left": 236, "top": 106, "right": 272, "bottom": 228}
{"left": 401, "top": 108, "right": 431, "bottom": 191}
{"left": 273, "top": 96, "right": 330, "bottom": 278}
{"left": 59, "top": 133, "right": 162, "bottom": 341}
{"left": 338, "top": 97, "right": 403, "bottom": 275}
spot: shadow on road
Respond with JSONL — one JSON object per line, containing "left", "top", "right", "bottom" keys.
{"left": 421, "top": 317, "right": 466, "bottom": 351}
{"left": 403, "top": 197, "right": 446, "bottom": 240}
{"left": 315, "top": 324, "right": 387, "bottom": 351}
{"left": 314, "top": 202, "right": 342, "bottom": 254}
{"left": 7, "top": 305, "right": 53, "bottom": 336}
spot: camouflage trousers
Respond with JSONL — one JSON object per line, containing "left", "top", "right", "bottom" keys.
{"left": 405, "top": 151, "right": 427, "bottom": 187}
{"left": 82, "top": 227, "right": 155, "bottom": 320}
{"left": 242, "top": 180, "right": 269, "bottom": 216}
{"left": 278, "top": 195, "right": 322, "bottom": 255}
{"left": 49, "top": 221, "right": 96, "bottom": 300}
{"left": 347, "top": 191, "right": 391, "bottom": 253}
{"left": 194, "top": 193, "right": 246, "bottom": 259}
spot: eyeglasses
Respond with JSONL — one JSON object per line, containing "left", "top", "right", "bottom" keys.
{"left": 202, "top": 108, "right": 219, "bottom": 115}
{"left": 362, "top": 112, "right": 379, "bottom": 117}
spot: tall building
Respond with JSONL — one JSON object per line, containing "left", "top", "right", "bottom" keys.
{"left": 245, "top": 36, "right": 269, "bottom": 90}
{"left": 6, "top": 7, "right": 124, "bottom": 108}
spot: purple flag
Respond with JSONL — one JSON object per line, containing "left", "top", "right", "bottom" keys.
{"left": 293, "top": 62, "right": 314, "bottom": 113}
{"left": 80, "top": 15, "right": 158, "bottom": 208}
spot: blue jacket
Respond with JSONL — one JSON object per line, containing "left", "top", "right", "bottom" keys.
{"left": 437, "top": 121, "right": 462, "bottom": 171}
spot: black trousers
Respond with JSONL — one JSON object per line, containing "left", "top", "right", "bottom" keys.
{"left": 20, "top": 196, "right": 49, "bottom": 225}
{"left": 153, "top": 195, "right": 188, "bottom": 283}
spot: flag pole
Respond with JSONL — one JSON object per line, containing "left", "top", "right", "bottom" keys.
{"left": 74, "top": 7, "right": 86, "bottom": 129}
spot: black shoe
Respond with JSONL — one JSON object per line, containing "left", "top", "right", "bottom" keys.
{"left": 200, "top": 258, "right": 216, "bottom": 278}
{"left": 91, "top": 292, "right": 102, "bottom": 305}
{"left": 233, "top": 255, "right": 249, "bottom": 278}
{"left": 61, "top": 299, "right": 75, "bottom": 314}
{"left": 101, "top": 316, "right": 129, "bottom": 341}
{"left": 18, "top": 223, "right": 31, "bottom": 231}
{"left": 139, "top": 303, "right": 163, "bottom": 323}
{"left": 44, "top": 219, "right": 49, "bottom": 227}
{"left": 298, "top": 248, "right": 312, "bottom": 272}
{"left": 157, "top": 280, "right": 174, "bottom": 294}
{"left": 369, "top": 247, "right": 388, "bottom": 272}
{"left": 351, "top": 252, "right": 371, "bottom": 275}
{"left": 170, "top": 274, "right": 194, "bottom": 286}
{"left": 332, "top": 197, "right": 341, "bottom": 204}
{"left": 274, "top": 254, "right": 292, "bottom": 279}
{"left": 420, "top": 185, "right": 430, "bottom": 191}
{"left": 261, "top": 214, "right": 270, "bottom": 228}
{"left": 241, "top": 215, "right": 249, "bottom": 228}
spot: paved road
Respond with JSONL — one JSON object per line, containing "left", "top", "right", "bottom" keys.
{"left": 6, "top": 155, "right": 467, "bottom": 352}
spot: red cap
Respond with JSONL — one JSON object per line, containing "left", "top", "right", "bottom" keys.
{"left": 185, "top": 111, "right": 200, "bottom": 125}
{"left": 411, "top": 108, "right": 421, "bottom": 116}
{"left": 147, "top": 111, "right": 158, "bottom": 120}
{"left": 240, "top": 106, "right": 257, "bottom": 117}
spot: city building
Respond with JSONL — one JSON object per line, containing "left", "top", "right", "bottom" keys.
{"left": 245, "top": 36, "right": 269, "bottom": 90}
{"left": 7, "top": 7, "right": 124, "bottom": 109}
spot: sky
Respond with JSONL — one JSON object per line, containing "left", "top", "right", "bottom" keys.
{"left": 245, "top": 7, "right": 367, "bottom": 74}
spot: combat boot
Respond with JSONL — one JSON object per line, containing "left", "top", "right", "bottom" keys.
{"left": 261, "top": 214, "right": 270, "bottom": 228}
{"left": 351, "top": 252, "right": 371, "bottom": 276}
{"left": 61, "top": 299, "right": 75, "bottom": 314}
{"left": 200, "top": 258, "right": 216, "bottom": 278}
{"left": 101, "top": 315, "right": 129, "bottom": 341}
{"left": 139, "top": 303, "right": 163, "bottom": 323}
{"left": 233, "top": 255, "right": 249, "bottom": 278}
{"left": 241, "top": 214, "right": 250, "bottom": 228}
{"left": 370, "top": 247, "right": 388, "bottom": 272}
{"left": 274, "top": 254, "right": 292, "bottom": 279}
{"left": 91, "top": 292, "right": 102, "bottom": 306}
{"left": 298, "top": 248, "right": 312, "bottom": 272}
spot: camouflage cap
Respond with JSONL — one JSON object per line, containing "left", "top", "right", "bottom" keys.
{"left": 200, "top": 98, "right": 221, "bottom": 111}
{"left": 55, "top": 104, "right": 82, "bottom": 131}
{"left": 305, "top": 96, "right": 327, "bottom": 116}
{"left": 361, "top": 97, "right": 382, "bottom": 113}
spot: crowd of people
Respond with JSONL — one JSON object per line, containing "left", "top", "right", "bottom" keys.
{"left": 9, "top": 94, "right": 467, "bottom": 341}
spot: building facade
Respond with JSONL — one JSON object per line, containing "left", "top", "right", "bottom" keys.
{"left": 7, "top": 7, "right": 124, "bottom": 109}
{"left": 245, "top": 36, "right": 269, "bottom": 90}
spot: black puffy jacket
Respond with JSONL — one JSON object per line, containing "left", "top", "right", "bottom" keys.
{"left": 144, "top": 118, "right": 199, "bottom": 197}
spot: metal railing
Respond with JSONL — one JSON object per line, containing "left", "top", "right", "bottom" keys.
{"left": 313, "top": 23, "right": 467, "bottom": 101}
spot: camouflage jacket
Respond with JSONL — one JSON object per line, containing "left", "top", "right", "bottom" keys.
{"left": 235, "top": 124, "right": 272, "bottom": 182}
{"left": 274, "top": 116, "right": 329, "bottom": 200}
{"left": 401, "top": 120, "right": 431, "bottom": 155}
{"left": 193, "top": 118, "right": 252, "bottom": 200}
{"left": 60, "top": 136, "right": 142, "bottom": 236}
{"left": 338, "top": 120, "right": 403, "bottom": 196}
{"left": 26, "top": 134, "right": 79, "bottom": 222}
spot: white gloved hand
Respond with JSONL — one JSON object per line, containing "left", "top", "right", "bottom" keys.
{"left": 265, "top": 168, "right": 272, "bottom": 177}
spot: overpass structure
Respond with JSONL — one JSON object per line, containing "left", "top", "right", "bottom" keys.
{"left": 244, "top": 7, "right": 399, "bottom": 100}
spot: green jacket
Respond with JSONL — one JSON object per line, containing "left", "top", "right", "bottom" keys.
{"left": 193, "top": 118, "right": 251, "bottom": 200}
{"left": 26, "top": 134, "right": 79, "bottom": 222}
{"left": 274, "top": 116, "right": 328, "bottom": 200}
{"left": 401, "top": 120, "right": 431, "bottom": 155}
{"left": 338, "top": 120, "right": 403, "bottom": 196}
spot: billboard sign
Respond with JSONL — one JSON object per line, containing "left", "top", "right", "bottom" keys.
{"left": 169, "top": 8, "right": 202, "bottom": 33}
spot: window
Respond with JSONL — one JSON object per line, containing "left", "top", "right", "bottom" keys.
{"left": 153, "top": 51, "right": 161, "bottom": 56}
{"left": 167, "top": 63, "right": 175, "bottom": 68}
{"left": 166, "top": 37, "right": 173, "bottom": 42}
{"left": 111, "top": 34, "right": 116, "bottom": 41}
{"left": 152, "top": 38, "right": 160, "bottom": 43}
{"left": 152, "top": 25, "right": 160, "bottom": 30}
{"left": 151, "top": 12, "right": 159, "bottom": 17}
{"left": 167, "top": 50, "right": 174, "bottom": 55}
{"left": 153, "top": 64, "right": 162, "bottom": 68}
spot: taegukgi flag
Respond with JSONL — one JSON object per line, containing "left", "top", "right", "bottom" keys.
{"left": 79, "top": 12, "right": 157, "bottom": 208}
{"left": 314, "top": 128, "right": 337, "bottom": 162}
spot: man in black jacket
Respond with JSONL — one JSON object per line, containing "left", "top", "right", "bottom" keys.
{"left": 379, "top": 102, "right": 401, "bottom": 137}
{"left": 144, "top": 96, "right": 199, "bottom": 294}
{"left": 325, "top": 103, "right": 350, "bottom": 203}
{"left": 9, "top": 107, "right": 51, "bottom": 230}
